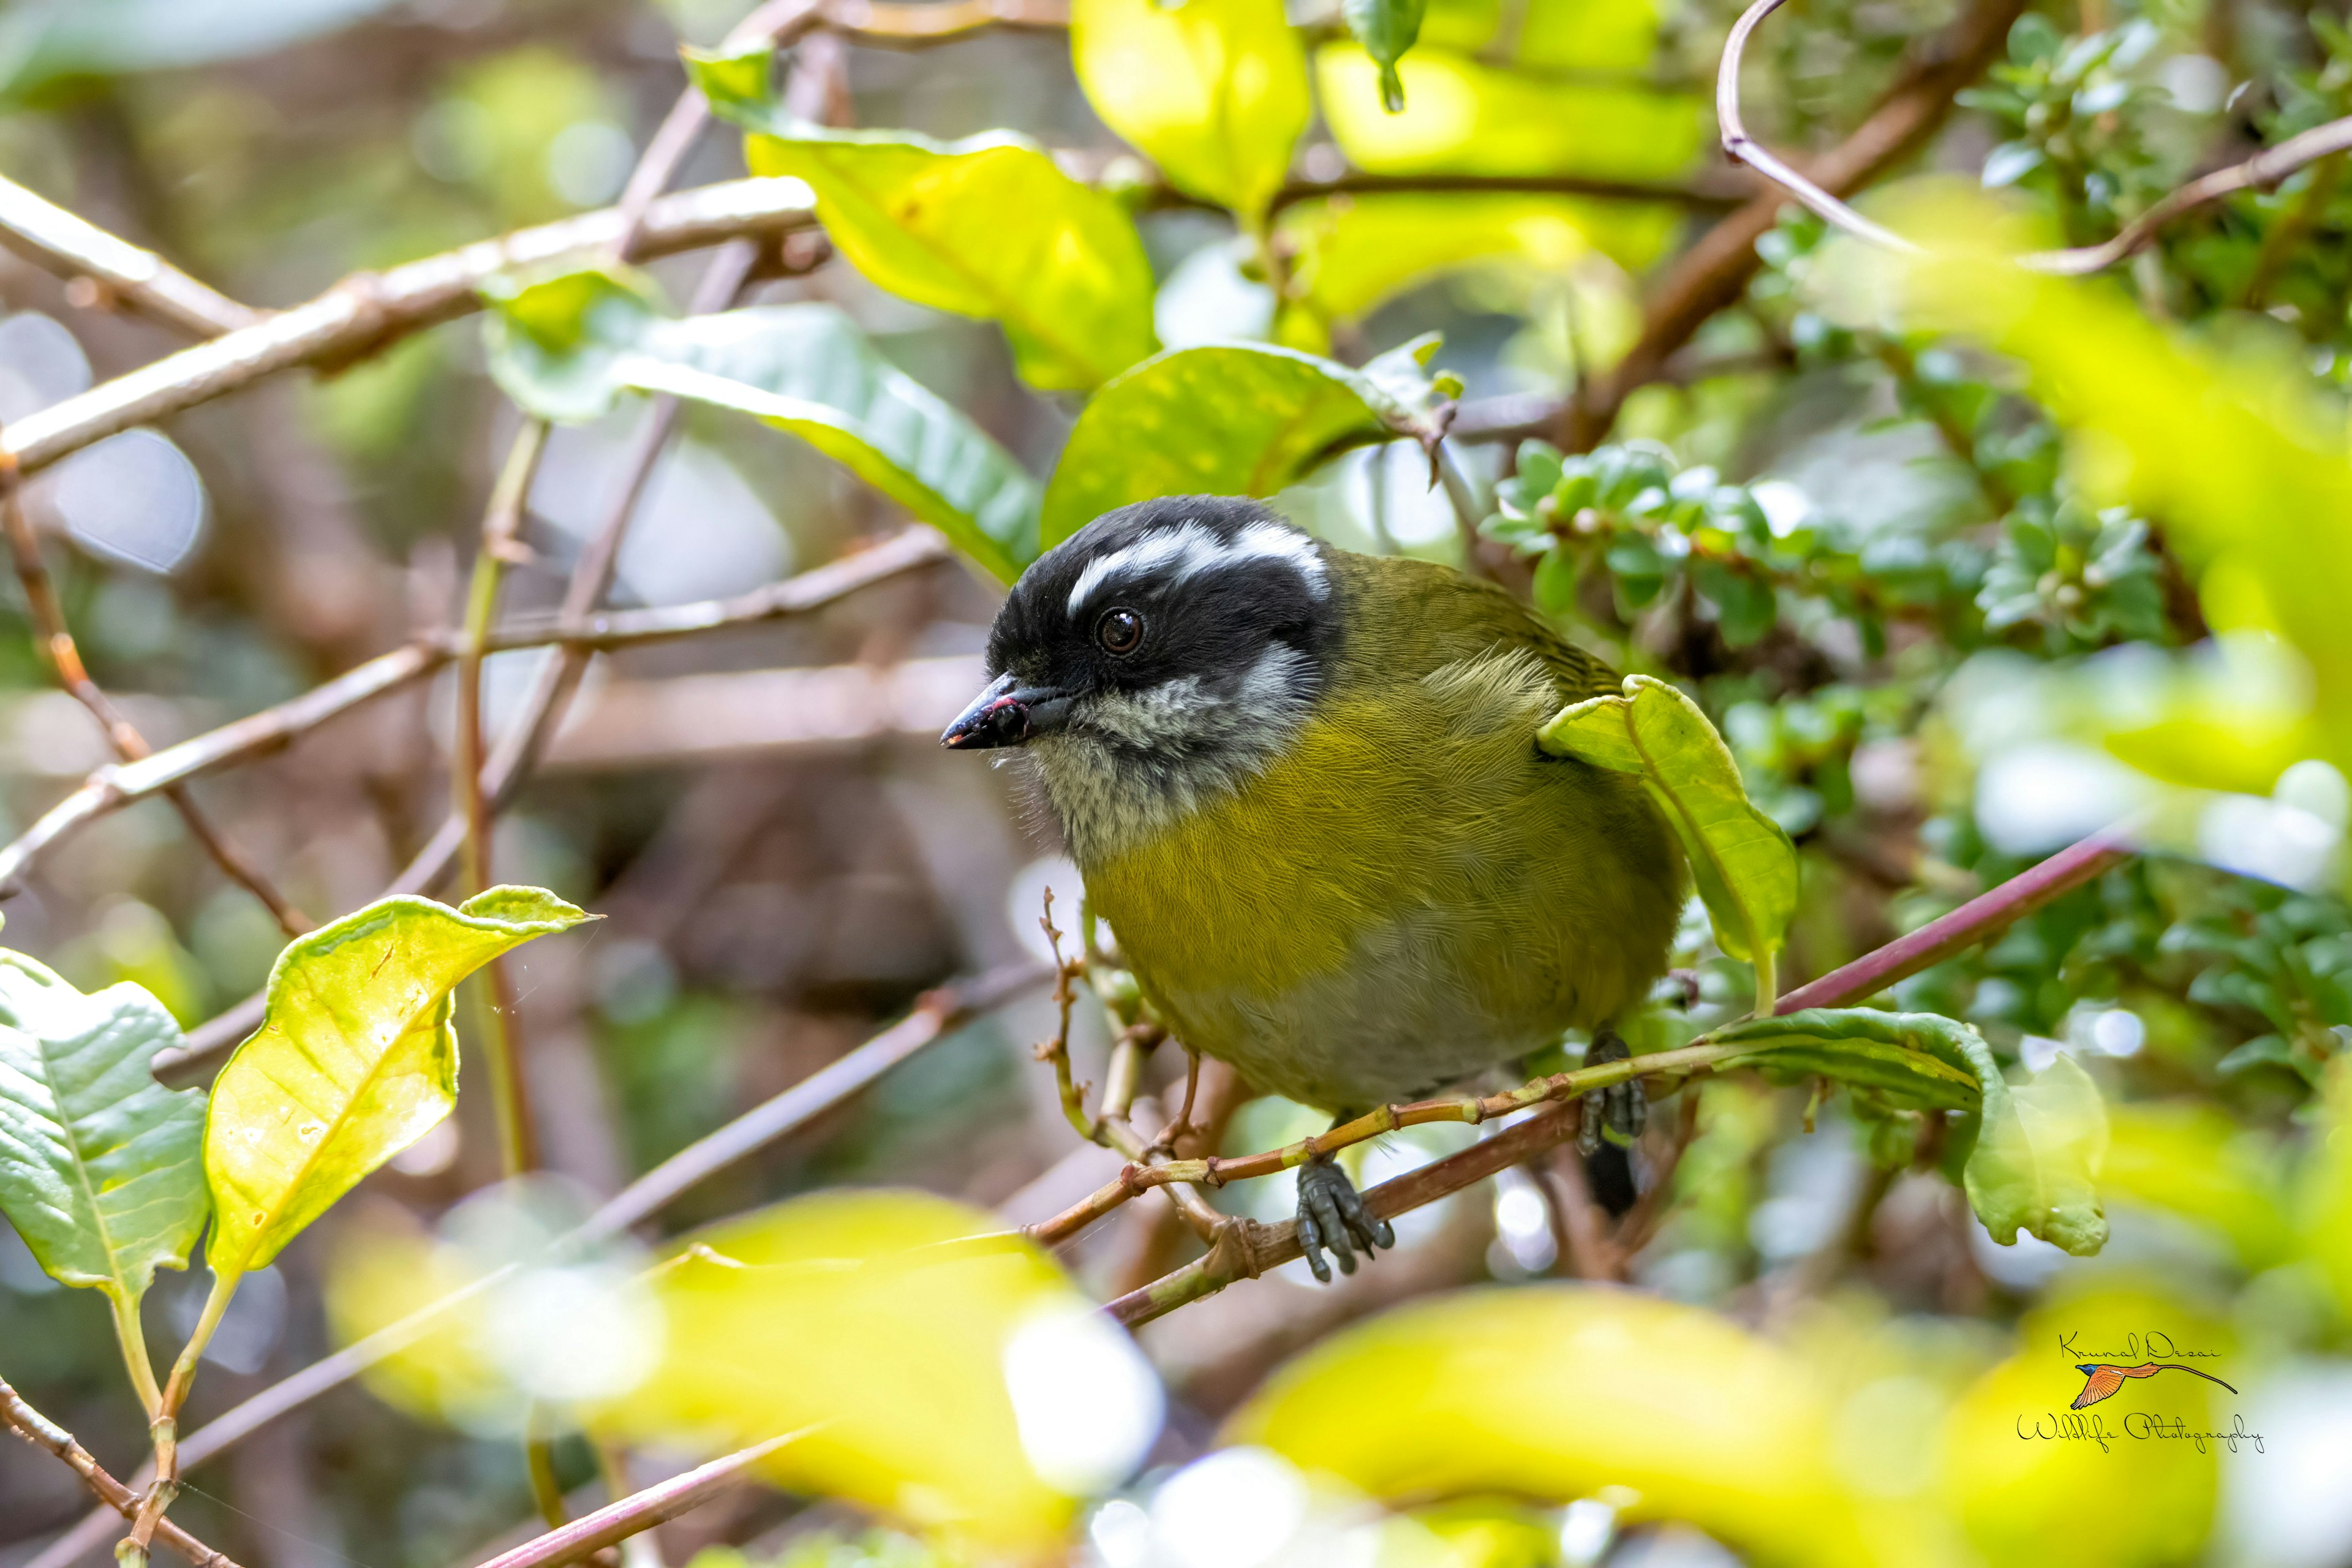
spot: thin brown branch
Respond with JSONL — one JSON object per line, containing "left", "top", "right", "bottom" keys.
{"left": 0, "top": 179, "right": 817, "bottom": 479}
{"left": 472, "top": 1431, "right": 807, "bottom": 1568}
{"left": 1565, "top": 0, "right": 2029, "bottom": 449}
{"left": 0, "top": 531, "right": 948, "bottom": 969}
{"left": 2025, "top": 114, "right": 2352, "bottom": 274}
{"left": 1257, "top": 170, "right": 1746, "bottom": 217}
{"left": 1106, "top": 823, "right": 2138, "bottom": 1323}
{"left": 0, "top": 479, "right": 309, "bottom": 934}
{"left": 0, "top": 175, "right": 261, "bottom": 337}
{"left": 0, "top": 1375, "right": 243, "bottom": 1568}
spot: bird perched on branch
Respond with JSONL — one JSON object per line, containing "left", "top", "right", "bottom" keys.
{"left": 943, "top": 496, "right": 1685, "bottom": 1280}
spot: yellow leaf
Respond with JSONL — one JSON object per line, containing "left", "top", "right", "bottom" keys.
{"left": 203, "top": 888, "right": 591, "bottom": 1280}
{"left": 1071, "top": 0, "right": 1310, "bottom": 223}
{"left": 1224, "top": 1286, "right": 1891, "bottom": 1568}
{"left": 601, "top": 1189, "right": 1159, "bottom": 1552}
{"left": 1317, "top": 45, "right": 1700, "bottom": 178}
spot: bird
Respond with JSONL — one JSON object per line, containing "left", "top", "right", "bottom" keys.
{"left": 941, "top": 496, "right": 1686, "bottom": 1280}
{"left": 2070, "top": 1363, "right": 2238, "bottom": 1409}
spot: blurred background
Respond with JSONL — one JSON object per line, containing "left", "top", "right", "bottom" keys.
{"left": 5, "top": 0, "right": 2352, "bottom": 1563}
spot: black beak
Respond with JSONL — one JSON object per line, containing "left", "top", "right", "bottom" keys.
{"left": 940, "top": 672, "right": 1073, "bottom": 750}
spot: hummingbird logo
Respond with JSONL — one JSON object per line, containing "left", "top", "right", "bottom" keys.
{"left": 2070, "top": 1362, "right": 2238, "bottom": 1409}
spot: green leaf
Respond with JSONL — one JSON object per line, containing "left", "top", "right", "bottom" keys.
{"left": 481, "top": 264, "right": 669, "bottom": 423}
{"left": 203, "top": 888, "right": 592, "bottom": 1281}
{"left": 1705, "top": 1008, "right": 1988, "bottom": 1112}
{"left": 1967, "top": 1050, "right": 2109, "bottom": 1257}
{"left": 1703, "top": 1008, "right": 2109, "bottom": 1256}
{"left": 1343, "top": 0, "right": 1428, "bottom": 111}
{"left": 1039, "top": 342, "right": 1430, "bottom": 548}
{"left": 617, "top": 306, "right": 1042, "bottom": 582}
{"left": 684, "top": 67, "right": 1157, "bottom": 391}
{"left": 677, "top": 39, "right": 776, "bottom": 118}
{"left": 0, "top": 953, "right": 205, "bottom": 1306}
{"left": 1316, "top": 45, "right": 1701, "bottom": 179}
{"left": 1539, "top": 674, "right": 1798, "bottom": 970}
{"left": 1070, "top": 0, "right": 1310, "bottom": 222}
{"left": 480, "top": 274, "right": 1042, "bottom": 582}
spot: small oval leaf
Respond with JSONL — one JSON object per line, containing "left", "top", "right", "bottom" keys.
{"left": 203, "top": 888, "right": 592, "bottom": 1280}
{"left": 1539, "top": 676, "right": 1798, "bottom": 967}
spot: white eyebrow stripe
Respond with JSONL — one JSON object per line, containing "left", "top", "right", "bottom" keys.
{"left": 1065, "top": 518, "right": 1329, "bottom": 618}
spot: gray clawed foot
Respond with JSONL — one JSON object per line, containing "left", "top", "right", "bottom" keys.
{"left": 1578, "top": 1028, "right": 1648, "bottom": 1157}
{"left": 1295, "top": 1155, "right": 1393, "bottom": 1284}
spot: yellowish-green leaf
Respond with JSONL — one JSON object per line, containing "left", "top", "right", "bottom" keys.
{"left": 1317, "top": 45, "right": 1701, "bottom": 178}
{"left": 1274, "top": 193, "right": 1678, "bottom": 351}
{"left": 0, "top": 953, "right": 205, "bottom": 1307}
{"left": 692, "top": 74, "right": 1156, "bottom": 392}
{"left": 204, "top": 888, "right": 592, "bottom": 1281}
{"left": 1070, "top": 0, "right": 1309, "bottom": 223}
{"left": 1541, "top": 675, "right": 1798, "bottom": 970}
{"left": 1413, "top": 0, "right": 1665, "bottom": 69}
{"left": 1968, "top": 1050, "right": 2109, "bottom": 1257}
{"left": 1039, "top": 341, "right": 1429, "bottom": 548}
{"left": 601, "top": 1189, "right": 1154, "bottom": 1552}
{"left": 1226, "top": 1287, "right": 1888, "bottom": 1568}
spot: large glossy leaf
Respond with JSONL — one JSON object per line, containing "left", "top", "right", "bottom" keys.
{"left": 1704, "top": 1008, "right": 1986, "bottom": 1112}
{"left": 1226, "top": 1287, "right": 1888, "bottom": 1568}
{"left": 1070, "top": 0, "right": 1309, "bottom": 223}
{"left": 1039, "top": 339, "right": 1436, "bottom": 548}
{"left": 1967, "top": 1050, "right": 2109, "bottom": 1257}
{"left": 0, "top": 953, "right": 205, "bottom": 1305}
{"left": 1343, "top": 0, "right": 1427, "bottom": 113}
{"left": 204, "top": 888, "right": 591, "bottom": 1280}
{"left": 687, "top": 62, "right": 1156, "bottom": 392}
{"left": 601, "top": 1189, "right": 1161, "bottom": 1551}
{"left": 483, "top": 271, "right": 1042, "bottom": 582}
{"left": 1317, "top": 45, "right": 1702, "bottom": 178}
{"left": 1541, "top": 674, "right": 1798, "bottom": 973}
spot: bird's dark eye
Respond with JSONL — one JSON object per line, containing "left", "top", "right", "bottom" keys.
{"left": 1096, "top": 608, "right": 1144, "bottom": 655}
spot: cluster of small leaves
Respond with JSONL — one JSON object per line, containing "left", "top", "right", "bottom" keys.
{"left": 1750, "top": 211, "right": 2178, "bottom": 657}
{"left": 1959, "top": 17, "right": 2195, "bottom": 248}
{"left": 1485, "top": 439, "right": 1887, "bottom": 654}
